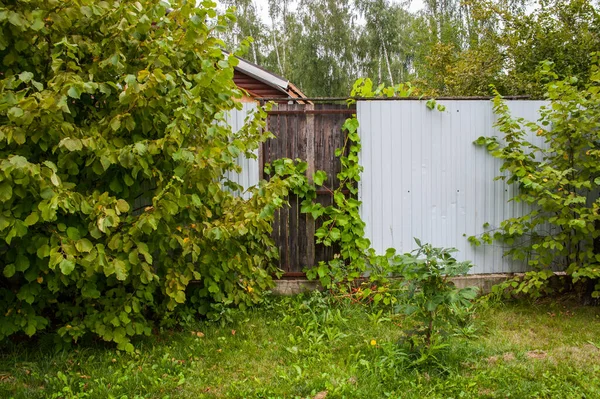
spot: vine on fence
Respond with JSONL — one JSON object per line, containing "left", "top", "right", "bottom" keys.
{"left": 302, "top": 79, "right": 423, "bottom": 299}
{"left": 294, "top": 86, "right": 478, "bottom": 356}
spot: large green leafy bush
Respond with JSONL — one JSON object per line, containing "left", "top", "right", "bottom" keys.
{"left": 0, "top": 0, "right": 308, "bottom": 349}
{"left": 472, "top": 58, "right": 600, "bottom": 297}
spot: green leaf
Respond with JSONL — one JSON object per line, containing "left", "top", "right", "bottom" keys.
{"left": 8, "top": 11, "right": 26, "bottom": 27}
{"left": 75, "top": 238, "right": 93, "bottom": 253}
{"left": 473, "top": 136, "right": 488, "bottom": 146}
{"left": 109, "top": 178, "right": 123, "bottom": 193}
{"left": 24, "top": 212, "right": 39, "bottom": 226}
{"left": 13, "top": 129, "right": 26, "bottom": 145}
{"left": 15, "top": 254, "right": 29, "bottom": 272}
{"left": 3, "top": 264, "right": 15, "bottom": 278}
{"left": 175, "top": 290, "right": 186, "bottom": 303}
{"left": 80, "top": 200, "right": 93, "bottom": 214}
{"left": 116, "top": 199, "right": 129, "bottom": 213}
{"left": 0, "top": 215, "right": 9, "bottom": 231}
{"left": 67, "top": 86, "right": 82, "bottom": 99}
{"left": 313, "top": 171, "right": 327, "bottom": 186}
{"left": 8, "top": 107, "right": 23, "bottom": 119}
{"left": 50, "top": 173, "right": 60, "bottom": 187}
{"left": 37, "top": 244, "right": 50, "bottom": 259}
{"left": 24, "top": 323, "right": 36, "bottom": 337}
{"left": 66, "top": 227, "right": 81, "bottom": 240}
{"left": 31, "top": 15, "right": 44, "bottom": 31}
{"left": 59, "top": 259, "right": 75, "bottom": 275}
{"left": 59, "top": 138, "right": 83, "bottom": 152}
{"left": 18, "top": 71, "right": 33, "bottom": 83}
{"left": 158, "top": 55, "right": 172, "bottom": 66}
{"left": 110, "top": 117, "right": 121, "bottom": 131}
{"left": 81, "top": 282, "right": 101, "bottom": 299}
{"left": 0, "top": 182, "right": 13, "bottom": 202}
{"left": 162, "top": 200, "right": 178, "bottom": 215}
{"left": 114, "top": 259, "right": 128, "bottom": 281}
{"left": 459, "top": 287, "right": 478, "bottom": 300}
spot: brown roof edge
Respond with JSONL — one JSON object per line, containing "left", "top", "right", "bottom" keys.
{"left": 287, "top": 82, "right": 311, "bottom": 104}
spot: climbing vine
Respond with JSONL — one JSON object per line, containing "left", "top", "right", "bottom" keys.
{"left": 303, "top": 79, "right": 419, "bottom": 293}
{"left": 299, "top": 80, "right": 478, "bottom": 342}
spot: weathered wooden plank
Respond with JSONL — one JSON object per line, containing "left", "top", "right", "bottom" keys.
{"left": 304, "top": 103, "right": 315, "bottom": 271}
{"left": 287, "top": 106, "right": 298, "bottom": 271}
{"left": 279, "top": 104, "right": 290, "bottom": 271}
{"left": 269, "top": 105, "right": 286, "bottom": 272}
{"left": 313, "top": 104, "right": 329, "bottom": 264}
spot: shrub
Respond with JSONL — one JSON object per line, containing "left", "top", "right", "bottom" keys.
{"left": 472, "top": 57, "right": 600, "bottom": 298}
{"left": 0, "top": 0, "right": 307, "bottom": 349}
{"left": 394, "top": 240, "right": 478, "bottom": 357}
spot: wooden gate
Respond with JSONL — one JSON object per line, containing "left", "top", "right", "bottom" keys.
{"left": 262, "top": 103, "right": 356, "bottom": 277}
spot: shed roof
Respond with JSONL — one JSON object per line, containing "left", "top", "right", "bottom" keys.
{"left": 224, "top": 52, "right": 308, "bottom": 101}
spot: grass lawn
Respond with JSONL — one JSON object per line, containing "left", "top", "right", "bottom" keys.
{"left": 1, "top": 292, "right": 600, "bottom": 398}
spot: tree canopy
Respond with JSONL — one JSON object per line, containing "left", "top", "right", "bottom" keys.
{"left": 219, "top": 0, "right": 600, "bottom": 98}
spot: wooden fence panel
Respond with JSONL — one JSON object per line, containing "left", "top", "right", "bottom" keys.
{"left": 264, "top": 103, "right": 355, "bottom": 276}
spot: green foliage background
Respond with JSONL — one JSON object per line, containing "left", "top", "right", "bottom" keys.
{"left": 219, "top": 0, "right": 600, "bottom": 98}
{"left": 0, "top": 0, "right": 313, "bottom": 349}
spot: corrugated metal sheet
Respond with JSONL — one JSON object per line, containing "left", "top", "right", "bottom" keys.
{"left": 223, "top": 103, "right": 260, "bottom": 199}
{"left": 357, "top": 100, "right": 547, "bottom": 274}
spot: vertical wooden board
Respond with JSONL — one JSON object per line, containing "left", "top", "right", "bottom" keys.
{"left": 266, "top": 108, "right": 281, "bottom": 270}
{"left": 328, "top": 104, "right": 340, "bottom": 189}
{"left": 314, "top": 105, "right": 327, "bottom": 264}
{"left": 331, "top": 104, "right": 350, "bottom": 261}
{"left": 279, "top": 104, "right": 290, "bottom": 271}
{"left": 268, "top": 105, "right": 287, "bottom": 272}
{"left": 296, "top": 106, "right": 309, "bottom": 268}
{"left": 289, "top": 104, "right": 310, "bottom": 272}
{"left": 312, "top": 105, "right": 324, "bottom": 263}
{"left": 303, "top": 104, "right": 315, "bottom": 271}
{"left": 287, "top": 107, "right": 299, "bottom": 272}
{"left": 314, "top": 105, "right": 333, "bottom": 264}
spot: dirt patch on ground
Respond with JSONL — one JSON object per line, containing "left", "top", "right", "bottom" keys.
{"left": 526, "top": 350, "right": 547, "bottom": 360}
{"left": 550, "top": 343, "right": 600, "bottom": 365}
{"left": 486, "top": 352, "right": 516, "bottom": 364}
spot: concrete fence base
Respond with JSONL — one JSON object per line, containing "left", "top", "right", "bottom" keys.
{"left": 272, "top": 274, "right": 521, "bottom": 296}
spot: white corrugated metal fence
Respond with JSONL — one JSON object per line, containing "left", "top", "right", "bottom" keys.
{"left": 357, "top": 100, "right": 547, "bottom": 274}
{"left": 223, "top": 103, "right": 260, "bottom": 199}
